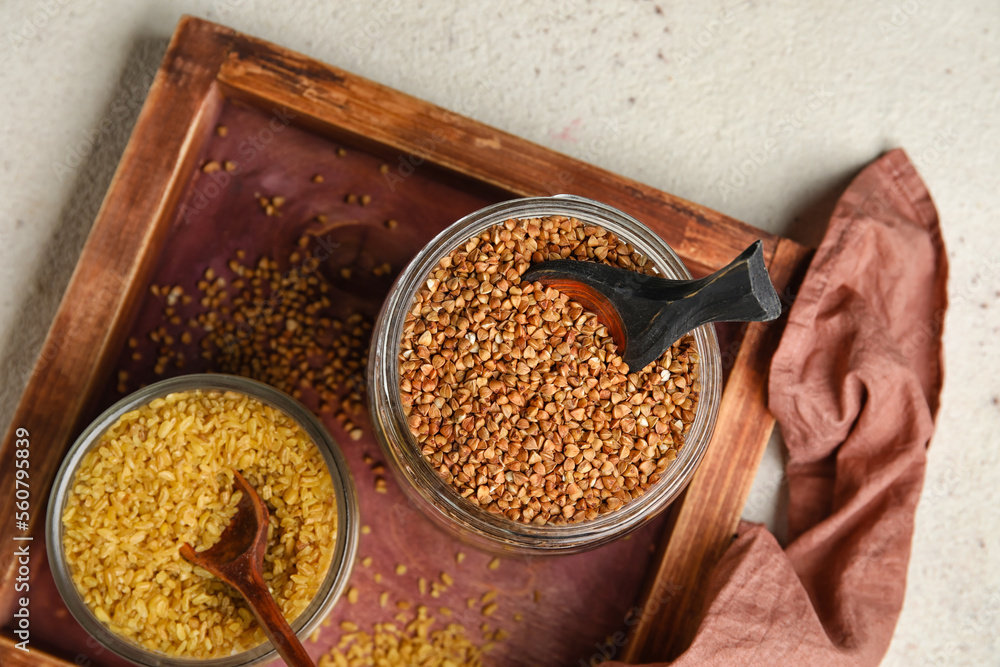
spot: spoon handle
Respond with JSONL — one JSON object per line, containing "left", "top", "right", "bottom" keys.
{"left": 233, "top": 565, "right": 315, "bottom": 667}
{"left": 665, "top": 240, "right": 781, "bottom": 328}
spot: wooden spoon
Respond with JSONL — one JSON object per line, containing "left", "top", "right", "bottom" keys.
{"left": 520, "top": 240, "right": 781, "bottom": 372}
{"left": 180, "top": 470, "right": 314, "bottom": 667}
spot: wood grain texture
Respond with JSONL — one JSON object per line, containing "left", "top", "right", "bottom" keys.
{"left": 0, "top": 635, "right": 73, "bottom": 667}
{"left": 66, "top": 96, "right": 670, "bottom": 667}
{"left": 0, "top": 17, "right": 234, "bottom": 622}
{"left": 214, "top": 31, "right": 779, "bottom": 274}
{"left": 0, "top": 16, "right": 812, "bottom": 665}
{"left": 622, "top": 237, "right": 813, "bottom": 662}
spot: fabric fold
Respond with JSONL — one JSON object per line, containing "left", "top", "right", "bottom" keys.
{"left": 611, "top": 148, "right": 947, "bottom": 666}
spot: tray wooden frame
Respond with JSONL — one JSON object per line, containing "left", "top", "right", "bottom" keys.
{"left": 0, "top": 16, "right": 810, "bottom": 666}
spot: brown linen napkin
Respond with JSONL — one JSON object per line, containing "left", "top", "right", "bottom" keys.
{"left": 611, "top": 148, "right": 947, "bottom": 666}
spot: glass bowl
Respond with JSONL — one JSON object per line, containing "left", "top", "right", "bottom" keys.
{"left": 46, "top": 374, "right": 359, "bottom": 667}
{"left": 367, "top": 195, "right": 721, "bottom": 555}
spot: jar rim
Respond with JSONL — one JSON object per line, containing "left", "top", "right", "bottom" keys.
{"left": 368, "top": 195, "right": 722, "bottom": 553}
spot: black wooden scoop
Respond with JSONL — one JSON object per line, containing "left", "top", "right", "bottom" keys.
{"left": 521, "top": 240, "right": 781, "bottom": 372}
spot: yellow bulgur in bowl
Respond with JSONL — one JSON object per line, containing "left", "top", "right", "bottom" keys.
{"left": 48, "top": 375, "right": 358, "bottom": 666}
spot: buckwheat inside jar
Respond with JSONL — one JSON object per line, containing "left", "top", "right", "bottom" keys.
{"left": 399, "top": 216, "right": 700, "bottom": 525}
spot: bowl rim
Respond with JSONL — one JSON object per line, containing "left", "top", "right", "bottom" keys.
{"left": 367, "top": 195, "right": 722, "bottom": 553}
{"left": 45, "top": 373, "right": 359, "bottom": 667}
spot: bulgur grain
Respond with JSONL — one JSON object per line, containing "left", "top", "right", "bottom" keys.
{"left": 61, "top": 389, "right": 337, "bottom": 659}
{"left": 318, "top": 615, "right": 489, "bottom": 667}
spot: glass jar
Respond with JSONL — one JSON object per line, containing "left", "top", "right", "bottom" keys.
{"left": 368, "top": 195, "right": 721, "bottom": 555}
{"left": 46, "top": 374, "right": 359, "bottom": 667}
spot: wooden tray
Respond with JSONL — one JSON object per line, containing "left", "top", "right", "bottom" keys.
{"left": 0, "top": 16, "right": 810, "bottom": 667}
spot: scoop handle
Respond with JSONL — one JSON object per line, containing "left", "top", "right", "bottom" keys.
{"left": 228, "top": 563, "right": 316, "bottom": 667}
{"left": 179, "top": 470, "right": 315, "bottom": 667}
{"left": 520, "top": 240, "right": 781, "bottom": 373}
{"left": 666, "top": 240, "right": 781, "bottom": 327}
{"left": 627, "top": 240, "right": 781, "bottom": 371}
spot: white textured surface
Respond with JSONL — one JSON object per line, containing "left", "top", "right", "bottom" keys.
{"left": 1, "top": 1, "right": 998, "bottom": 664}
